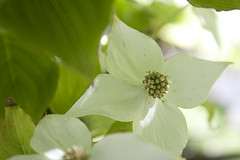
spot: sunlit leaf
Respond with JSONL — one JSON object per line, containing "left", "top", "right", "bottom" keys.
{"left": 0, "top": 0, "right": 113, "bottom": 79}
{"left": 0, "top": 105, "right": 35, "bottom": 160}
{"left": 187, "top": 0, "right": 240, "bottom": 11}
{"left": 0, "top": 32, "right": 59, "bottom": 122}
{"left": 50, "top": 63, "right": 88, "bottom": 114}
{"left": 30, "top": 115, "right": 91, "bottom": 153}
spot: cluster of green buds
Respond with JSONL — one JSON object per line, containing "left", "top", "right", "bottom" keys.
{"left": 143, "top": 71, "right": 170, "bottom": 100}
{"left": 63, "top": 145, "right": 89, "bottom": 160}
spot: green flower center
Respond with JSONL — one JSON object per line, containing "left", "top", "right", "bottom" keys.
{"left": 63, "top": 145, "right": 89, "bottom": 160}
{"left": 143, "top": 71, "right": 170, "bottom": 100}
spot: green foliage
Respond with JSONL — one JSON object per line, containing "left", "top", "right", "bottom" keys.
{"left": 0, "top": 32, "right": 59, "bottom": 122}
{"left": 0, "top": 0, "right": 113, "bottom": 79}
{"left": 187, "top": 0, "right": 240, "bottom": 11}
{"left": 114, "top": 0, "right": 183, "bottom": 34}
{"left": 50, "top": 63, "right": 88, "bottom": 114}
{"left": 0, "top": 106, "right": 35, "bottom": 160}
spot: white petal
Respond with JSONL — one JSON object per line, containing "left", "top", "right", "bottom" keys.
{"left": 66, "top": 74, "right": 147, "bottom": 122}
{"left": 90, "top": 133, "right": 180, "bottom": 160}
{"left": 133, "top": 100, "right": 188, "bottom": 156}
{"left": 100, "top": 15, "right": 164, "bottom": 86}
{"left": 163, "top": 53, "right": 231, "bottom": 108}
{"left": 30, "top": 115, "right": 92, "bottom": 153}
{"left": 44, "top": 149, "right": 65, "bottom": 160}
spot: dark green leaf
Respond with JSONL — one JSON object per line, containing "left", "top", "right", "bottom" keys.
{"left": 0, "top": 106, "right": 35, "bottom": 160}
{"left": 0, "top": 32, "right": 59, "bottom": 122}
{"left": 0, "top": 0, "right": 113, "bottom": 79}
{"left": 50, "top": 63, "right": 88, "bottom": 114}
{"left": 187, "top": 0, "right": 240, "bottom": 11}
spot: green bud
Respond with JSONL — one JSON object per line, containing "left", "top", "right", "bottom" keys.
{"left": 143, "top": 71, "right": 170, "bottom": 100}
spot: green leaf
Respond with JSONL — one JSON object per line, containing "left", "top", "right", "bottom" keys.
{"left": 107, "top": 121, "right": 132, "bottom": 134}
{"left": 114, "top": 0, "right": 183, "bottom": 34}
{"left": 91, "top": 133, "right": 180, "bottom": 160}
{"left": 100, "top": 15, "right": 164, "bottom": 86}
{"left": 0, "top": 0, "right": 113, "bottom": 79}
{"left": 113, "top": 0, "right": 152, "bottom": 31}
{"left": 30, "top": 114, "right": 91, "bottom": 153}
{"left": 66, "top": 74, "right": 147, "bottom": 122}
{"left": 0, "top": 106, "right": 35, "bottom": 160}
{"left": 187, "top": 0, "right": 240, "bottom": 11}
{"left": 50, "top": 63, "right": 88, "bottom": 114}
{"left": 0, "top": 32, "right": 59, "bottom": 122}
{"left": 133, "top": 100, "right": 188, "bottom": 156}
{"left": 163, "top": 53, "right": 231, "bottom": 108}
{"left": 8, "top": 155, "right": 47, "bottom": 160}
{"left": 80, "top": 115, "right": 115, "bottom": 138}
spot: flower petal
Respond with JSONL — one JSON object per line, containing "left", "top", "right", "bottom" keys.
{"left": 133, "top": 100, "right": 188, "bottom": 156}
{"left": 90, "top": 133, "right": 180, "bottom": 160}
{"left": 66, "top": 74, "right": 147, "bottom": 122}
{"left": 163, "top": 53, "right": 231, "bottom": 108}
{"left": 100, "top": 15, "right": 164, "bottom": 86}
{"left": 30, "top": 115, "right": 92, "bottom": 153}
{"left": 7, "top": 155, "right": 47, "bottom": 160}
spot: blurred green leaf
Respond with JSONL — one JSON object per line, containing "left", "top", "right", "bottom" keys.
{"left": 193, "top": 8, "right": 221, "bottom": 46}
{"left": 114, "top": 0, "right": 183, "bottom": 36}
{"left": 0, "top": 105, "right": 35, "bottom": 160}
{"left": 202, "top": 100, "right": 225, "bottom": 129}
{"left": 0, "top": 32, "right": 59, "bottom": 122}
{"left": 187, "top": 0, "right": 240, "bottom": 11}
{"left": 50, "top": 63, "right": 88, "bottom": 114}
{"left": 80, "top": 115, "right": 115, "bottom": 138}
{"left": 114, "top": 0, "right": 152, "bottom": 31}
{"left": 0, "top": 0, "right": 113, "bottom": 79}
